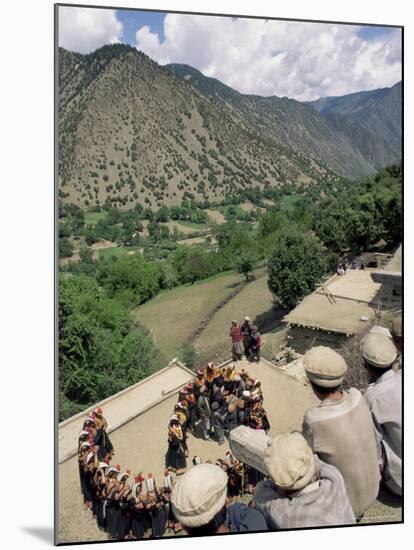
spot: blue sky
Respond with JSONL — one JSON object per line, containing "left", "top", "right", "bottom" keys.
{"left": 58, "top": 6, "right": 402, "bottom": 101}
{"left": 116, "top": 9, "right": 397, "bottom": 47}
{"left": 117, "top": 9, "right": 166, "bottom": 44}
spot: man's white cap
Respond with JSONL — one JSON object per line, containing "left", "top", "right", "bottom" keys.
{"left": 303, "top": 346, "right": 347, "bottom": 388}
{"left": 171, "top": 464, "right": 227, "bottom": 528}
{"left": 264, "top": 432, "right": 315, "bottom": 491}
{"left": 360, "top": 333, "right": 397, "bottom": 368}
{"left": 244, "top": 316, "right": 251, "bottom": 321}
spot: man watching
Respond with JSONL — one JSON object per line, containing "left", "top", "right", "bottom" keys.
{"left": 171, "top": 463, "right": 268, "bottom": 536}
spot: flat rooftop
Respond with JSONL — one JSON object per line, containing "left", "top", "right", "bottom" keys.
{"left": 57, "top": 358, "right": 318, "bottom": 543}
{"left": 57, "top": 356, "right": 401, "bottom": 544}
{"left": 285, "top": 270, "right": 397, "bottom": 335}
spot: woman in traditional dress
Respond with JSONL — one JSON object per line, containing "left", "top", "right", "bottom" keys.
{"left": 223, "top": 364, "right": 236, "bottom": 395}
{"left": 165, "top": 416, "right": 187, "bottom": 474}
{"left": 204, "top": 361, "right": 218, "bottom": 397}
{"left": 93, "top": 462, "right": 109, "bottom": 531}
{"left": 184, "top": 389, "right": 197, "bottom": 432}
{"left": 128, "top": 474, "right": 146, "bottom": 539}
{"left": 145, "top": 474, "right": 167, "bottom": 538}
{"left": 93, "top": 407, "right": 114, "bottom": 461}
{"left": 114, "top": 471, "right": 132, "bottom": 540}
{"left": 225, "top": 394, "right": 239, "bottom": 433}
{"left": 78, "top": 439, "right": 93, "bottom": 507}
{"left": 249, "top": 326, "right": 262, "bottom": 362}
{"left": 193, "top": 369, "right": 205, "bottom": 399}
{"left": 83, "top": 449, "right": 98, "bottom": 512}
{"left": 104, "top": 465, "right": 121, "bottom": 539}
{"left": 174, "top": 402, "right": 189, "bottom": 458}
{"left": 162, "top": 469, "right": 175, "bottom": 532}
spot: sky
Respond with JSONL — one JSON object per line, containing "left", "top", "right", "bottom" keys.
{"left": 58, "top": 6, "right": 402, "bottom": 102}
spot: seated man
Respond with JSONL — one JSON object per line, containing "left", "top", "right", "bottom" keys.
{"left": 253, "top": 432, "right": 355, "bottom": 528}
{"left": 360, "top": 332, "right": 401, "bottom": 496}
{"left": 171, "top": 463, "right": 268, "bottom": 536}
{"left": 302, "top": 346, "right": 380, "bottom": 519}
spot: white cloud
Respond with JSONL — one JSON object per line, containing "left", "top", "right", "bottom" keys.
{"left": 135, "top": 14, "right": 402, "bottom": 101}
{"left": 58, "top": 6, "right": 123, "bottom": 54}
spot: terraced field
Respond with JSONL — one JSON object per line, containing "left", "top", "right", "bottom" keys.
{"left": 133, "top": 271, "right": 246, "bottom": 363}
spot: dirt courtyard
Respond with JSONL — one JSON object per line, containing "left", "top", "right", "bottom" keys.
{"left": 57, "top": 358, "right": 401, "bottom": 544}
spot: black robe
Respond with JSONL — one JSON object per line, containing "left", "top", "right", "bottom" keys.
{"left": 82, "top": 469, "right": 95, "bottom": 504}
{"left": 165, "top": 433, "right": 186, "bottom": 470}
{"left": 150, "top": 500, "right": 167, "bottom": 538}
{"left": 105, "top": 497, "right": 119, "bottom": 539}
{"left": 95, "top": 429, "right": 114, "bottom": 460}
{"left": 95, "top": 493, "right": 107, "bottom": 532}
{"left": 78, "top": 460, "right": 87, "bottom": 499}
{"left": 129, "top": 498, "right": 146, "bottom": 539}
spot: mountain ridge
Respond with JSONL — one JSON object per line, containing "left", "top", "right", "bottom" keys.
{"left": 58, "top": 45, "right": 401, "bottom": 209}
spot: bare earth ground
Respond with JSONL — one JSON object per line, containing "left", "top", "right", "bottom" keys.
{"left": 58, "top": 358, "right": 401, "bottom": 544}
{"left": 58, "top": 359, "right": 318, "bottom": 544}
{"left": 206, "top": 209, "right": 226, "bottom": 224}
{"left": 239, "top": 201, "right": 256, "bottom": 212}
{"left": 176, "top": 235, "right": 209, "bottom": 246}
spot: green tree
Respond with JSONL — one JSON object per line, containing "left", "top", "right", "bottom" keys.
{"left": 267, "top": 229, "right": 331, "bottom": 309}
{"left": 59, "top": 273, "right": 162, "bottom": 420}
{"left": 259, "top": 210, "right": 287, "bottom": 239}
{"left": 97, "top": 255, "right": 162, "bottom": 306}
{"left": 154, "top": 205, "right": 170, "bottom": 222}
{"left": 59, "top": 237, "right": 74, "bottom": 258}
{"left": 236, "top": 249, "right": 258, "bottom": 281}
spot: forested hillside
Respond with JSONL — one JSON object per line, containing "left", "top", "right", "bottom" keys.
{"left": 58, "top": 44, "right": 401, "bottom": 210}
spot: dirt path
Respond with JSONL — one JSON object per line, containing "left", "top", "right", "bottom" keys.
{"left": 193, "top": 272, "right": 277, "bottom": 365}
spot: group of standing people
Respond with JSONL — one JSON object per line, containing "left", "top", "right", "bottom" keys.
{"left": 337, "top": 256, "right": 365, "bottom": 275}
{"left": 77, "top": 409, "right": 267, "bottom": 540}
{"left": 77, "top": 315, "right": 402, "bottom": 538}
{"left": 165, "top": 361, "right": 270, "bottom": 473}
{"left": 78, "top": 408, "right": 181, "bottom": 539}
{"left": 168, "top": 315, "right": 402, "bottom": 535}
{"left": 230, "top": 316, "right": 262, "bottom": 361}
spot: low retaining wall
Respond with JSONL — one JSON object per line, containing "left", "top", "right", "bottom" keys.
{"left": 58, "top": 359, "right": 194, "bottom": 464}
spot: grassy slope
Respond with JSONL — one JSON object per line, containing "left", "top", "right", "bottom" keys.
{"left": 133, "top": 266, "right": 282, "bottom": 368}
{"left": 98, "top": 246, "right": 141, "bottom": 259}
{"left": 175, "top": 220, "right": 209, "bottom": 230}
{"left": 132, "top": 271, "right": 244, "bottom": 363}
{"left": 84, "top": 211, "right": 107, "bottom": 226}
{"left": 192, "top": 269, "right": 280, "bottom": 365}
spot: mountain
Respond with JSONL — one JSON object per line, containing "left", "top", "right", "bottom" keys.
{"left": 306, "top": 82, "right": 402, "bottom": 168}
{"left": 166, "top": 64, "right": 375, "bottom": 177}
{"left": 58, "top": 45, "right": 401, "bottom": 209}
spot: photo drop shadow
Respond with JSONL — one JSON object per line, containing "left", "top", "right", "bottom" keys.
{"left": 20, "top": 526, "right": 54, "bottom": 544}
